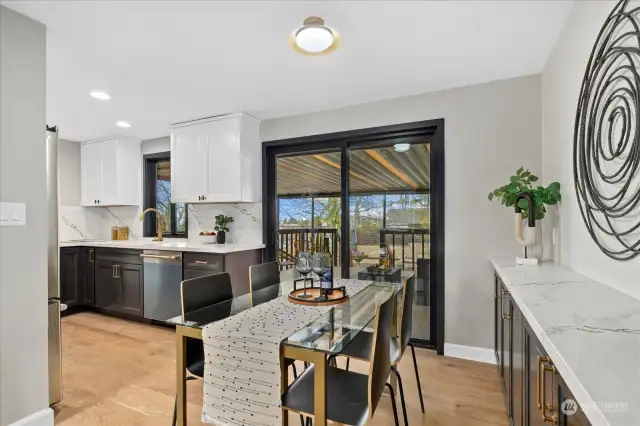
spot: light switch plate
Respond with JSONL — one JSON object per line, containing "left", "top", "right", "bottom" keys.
{"left": 0, "top": 202, "right": 26, "bottom": 226}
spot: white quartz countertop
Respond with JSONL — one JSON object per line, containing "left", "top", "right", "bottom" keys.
{"left": 60, "top": 239, "right": 264, "bottom": 254}
{"left": 491, "top": 257, "right": 640, "bottom": 426}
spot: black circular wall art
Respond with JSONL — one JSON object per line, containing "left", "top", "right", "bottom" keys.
{"left": 574, "top": 0, "right": 640, "bottom": 261}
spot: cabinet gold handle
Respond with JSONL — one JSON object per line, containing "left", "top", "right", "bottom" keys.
{"left": 195, "top": 260, "right": 209, "bottom": 264}
{"left": 501, "top": 288, "right": 511, "bottom": 319}
{"left": 536, "top": 355, "right": 549, "bottom": 409}
{"left": 112, "top": 265, "right": 116, "bottom": 278}
{"left": 540, "top": 357, "right": 558, "bottom": 424}
{"left": 89, "top": 249, "right": 94, "bottom": 263}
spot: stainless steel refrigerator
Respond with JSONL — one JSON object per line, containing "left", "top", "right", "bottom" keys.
{"left": 46, "top": 125, "right": 62, "bottom": 405}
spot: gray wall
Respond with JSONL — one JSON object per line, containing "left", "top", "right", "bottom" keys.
{"left": 0, "top": 6, "right": 49, "bottom": 426}
{"left": 59, "top": 139, "right": 81, "bottom": 206}
{"left": 542, "top": 0, "right": 640, "bottom": 301}
{"left": 262, "top": 75, "right": 542, "bottom": 350}
{"left": 142, "top": 135, "right": 170, "bottom": 155}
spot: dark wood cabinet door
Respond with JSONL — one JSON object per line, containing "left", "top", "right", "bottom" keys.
{"left": 94, "top": 261, "right": 119, "bottom": 311}
{"left": 60, "top": 248, "right": 81, "bottom": 306}
{"left": 557, "top": 379, "right": 591, "bottom": 426}
{"left": 118, "top": 263, "right": 143, "bottom": 317}
{"left": 501, "top": 285, "right": 513, "bottom": 418}
{"left": 512, "top": 303, "right": 524, "bottom": 426}
{"left": 183, "top": 268, "right": 216, "bottom": 280}
{"left": 82, "top": 248, "right": 95, "bottom": 306}
{"left": 495, "top": 274, "right": 502, "bottom": 368}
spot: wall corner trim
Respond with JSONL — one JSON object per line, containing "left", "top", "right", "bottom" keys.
{"left": 8, "top": 408, "right": 54, "bottom": 426}
{"left": 444, "top": 343, "right": 496, "bottom": 365}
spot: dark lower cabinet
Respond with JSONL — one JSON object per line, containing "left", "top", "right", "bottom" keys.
{"left": 82, "top": 247, "right": 95, "bottom": 306}
{"left": 494, "top": 275, "right": 502, "bottom": 368}
{"left": 94, "top": 260, "right": 143, "bottom": 318}
{"left": 525, "top": 327, "right": 546, "bottom": 426}
{"left": 183, "top": 268, "right": 216, "bottom": 280}
{"left": 512, "top": 304, "right": 524, "bottom": 426}
{"left": 63, "top": 246, "right": 261, "bottom": 322}
{"left": 556, "top": 377, "right": 590, "bottom": 426}
{"left": 495, "top": 271, "right": 592, "bottom": 426}
{"left": 60, "top": 247, "right": 82, "bottom": 307}
{"left": 500, "top": 283, "right": 513, "bottom": 418}
{"left": 95, "top": 261, "right": 119, "bottom": 311}
{"left": 119, "top": 263, "right": 143, "bottom": 317}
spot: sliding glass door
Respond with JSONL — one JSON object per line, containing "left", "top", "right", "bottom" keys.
{"left": 275, "top": 150, "right": 342, "bottom": 282}
{"left": 347, "top": 143, "right": 432, "bottom": 341}
{"left": 263, "top": 120, "right": 443, "bottom": 351}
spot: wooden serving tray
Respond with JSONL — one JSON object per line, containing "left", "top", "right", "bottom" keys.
{"left": 288, "top": 287, "right": 349, "bottom": 306}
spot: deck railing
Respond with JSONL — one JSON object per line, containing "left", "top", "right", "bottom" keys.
{"left": 379, "top": 228, "right": 429, "bottom": 271}
{"left": 278, "top": 228, "right": 340, "bottom": 269}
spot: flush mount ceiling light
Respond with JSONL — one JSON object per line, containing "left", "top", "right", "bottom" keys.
{"left": 116, "top": 120, "right": 131, "bottom": 128}
{"left": 90, "top": 91, "right": 110, "bottom": 100}
{"left": 291, "top": 16, "right": 339, "bottom": 55}
{"left": 394, "top": 143, "right": 411, "bottom": 153}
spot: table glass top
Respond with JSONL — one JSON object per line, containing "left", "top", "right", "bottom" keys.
{"left": 165, "top": 270, "right": 414, "bottom": 354}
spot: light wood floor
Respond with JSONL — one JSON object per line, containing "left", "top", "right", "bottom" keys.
{"left": 55, "top": 312, "right": 507, "bottom": 426}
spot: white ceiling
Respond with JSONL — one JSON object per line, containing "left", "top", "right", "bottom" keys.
{"left": 3, "top": 1, "right": 574, "bottom": 141}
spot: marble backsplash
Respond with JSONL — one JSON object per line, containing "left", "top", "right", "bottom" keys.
{"left": 59, "top": 205, "right": 142, "bottom": 241}
{"left": 58, "top": 203, "right": 262, "bottom": 245}
{"left": 188, "top": 203, "right": 262, "bottom": 245}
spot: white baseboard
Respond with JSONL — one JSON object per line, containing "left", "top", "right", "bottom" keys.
{"left": 8, "top": 408, "right": 54, "bottom": 426}
{"left": 444, "top": 343, "right": 496, "bottom": 364}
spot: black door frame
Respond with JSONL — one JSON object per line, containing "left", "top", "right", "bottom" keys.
{"left": 262, "top": 119, "right": 445, "bottom": 354}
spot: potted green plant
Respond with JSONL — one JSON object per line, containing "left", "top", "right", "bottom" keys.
{"left": 214, "top": 214, "right": 234, "bottom": 244}
{"left": 488, "top": 167, "right": 561, "bottom": 260}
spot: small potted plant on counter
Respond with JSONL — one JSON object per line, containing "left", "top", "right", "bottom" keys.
{"left": 488, "top": 167, "right": 561, "bottom": 263}
{"left": 198, "top": 230, "right": 216, "bottom": 244}
{"left": 214, "top": 214, "right": 234, "bottom": 244}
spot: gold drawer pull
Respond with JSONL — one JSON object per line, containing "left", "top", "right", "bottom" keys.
{"left": 501, "top": 288, "right": 511, "bottom": 319}
{"left": 540, "top": 357, "right": 558, "bottom": 424}
{"left": 195, "top": 260, "right": 209, "bottom": 264}
{"left": 536, "top": 355, "right": 549, "bottom": 409}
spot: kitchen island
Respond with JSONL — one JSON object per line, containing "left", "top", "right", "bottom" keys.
{"left": 491, "top": 257, "right": 639, "bottom": 426}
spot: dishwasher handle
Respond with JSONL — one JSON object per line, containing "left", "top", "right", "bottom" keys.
{"left": 140, "top": 253, "right": 181, "bottom": 260}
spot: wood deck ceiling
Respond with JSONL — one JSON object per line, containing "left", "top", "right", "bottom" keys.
{"left": 277, "top": 144, "right": 430, "bottom": 197}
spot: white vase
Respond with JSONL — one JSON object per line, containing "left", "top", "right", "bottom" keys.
{"left": 521, "top": 219, "right": 544, "bottom": 260}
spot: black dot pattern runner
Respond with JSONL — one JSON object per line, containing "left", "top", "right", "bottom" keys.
{"left": 201, "top": 279, "right": 372, "bottom": 426}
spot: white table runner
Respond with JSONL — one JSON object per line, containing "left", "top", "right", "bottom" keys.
{"left": 201, "top": 279, "right": 373, "bottom": 426}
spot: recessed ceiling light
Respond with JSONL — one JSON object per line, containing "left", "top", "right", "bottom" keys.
{"left": 90, "top": 91, "right": 110, "bottom": 100}
{"left": 292, "top": 16, "right": 339, "bottom": 55}
{"left": 116, "top": 120, "right": 131, "bottom": 128}
{"left": 394, "top": 143, "right": 411, "bottom": 153}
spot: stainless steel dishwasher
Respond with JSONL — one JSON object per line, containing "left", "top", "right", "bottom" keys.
{"left": 141, "top": 250, "right": 183, "bottom": 321}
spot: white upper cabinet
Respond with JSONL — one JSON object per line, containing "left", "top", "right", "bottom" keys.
{"left": 171, "top": 113, "right": 261, "bottom": 203}
{"left": 80, "top": 136, "right": 141, "bottom": 207}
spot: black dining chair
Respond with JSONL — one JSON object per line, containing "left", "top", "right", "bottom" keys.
{"left": 172, "top": 273, "right": 233, "bottom": 426}
{"left": 282, "top": 293, "right": 400, "bottom": 426}
{"left": 334, "top": 276, "right": 424, "bottom": 426}
{"left": 249, "top": 261, "right": 281, "bottom": 302}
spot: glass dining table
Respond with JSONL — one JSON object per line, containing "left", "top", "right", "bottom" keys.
{"left": 165, "top": 270, "right": 414, "bottom": 426}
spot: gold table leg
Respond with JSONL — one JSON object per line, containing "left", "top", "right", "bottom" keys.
{"left": 176, "top": 330, "right": 187, "bottom": 426}
{"left": 175, "top": 326, "right": 203, "bottom": 426}
{"left": 281, "top": 351, "right": 289, "bottom": 426}
{"left": 282, "top": 346, "right": 328, "bottom": 426}
{"left": 313, "top": 352, "right": 328, "bottom": 426}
